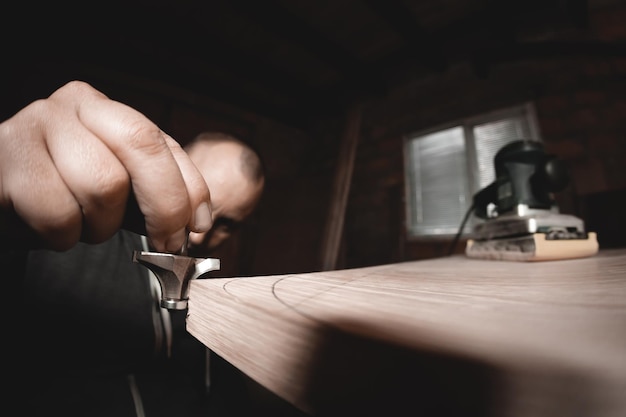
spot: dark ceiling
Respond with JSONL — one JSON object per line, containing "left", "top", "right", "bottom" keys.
{"left": 7, "top": 0, "right": 625, "bottom": 129}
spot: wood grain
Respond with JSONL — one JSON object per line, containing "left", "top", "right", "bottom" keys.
{"left": 187, "top": 249, "right": 626, "bottom": 417}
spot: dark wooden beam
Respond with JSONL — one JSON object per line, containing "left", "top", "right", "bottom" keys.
{"left": 9, "top": 3, "right": 342, "bottom": 130}
{"left": 361, "top": 0, "right": 448, "bottom": 72}
{"left": 227, "top": 0, "right": 388, "bottom": 98}
{"left": 320, "top": 103, "right": 362, "bottom": 271}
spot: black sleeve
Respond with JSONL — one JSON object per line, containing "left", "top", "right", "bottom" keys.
{"left": 21, "top": 231, "right": 157, "bottom": 376}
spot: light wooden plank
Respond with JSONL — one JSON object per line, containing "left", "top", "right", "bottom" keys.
{"left": 187, "top": 249, "right": 626, "bottom": 417}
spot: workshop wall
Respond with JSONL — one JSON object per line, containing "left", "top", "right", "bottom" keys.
{"left": 341, "top": 3, "right": 626, "bottom": 267}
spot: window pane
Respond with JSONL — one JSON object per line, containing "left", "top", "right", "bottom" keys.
{"left": 473, "top": 117, "right": 535, "bottom": 189}
{"left": 407, "top": 127, "right": 469, "bottom": 235}
{"left": 404, "top": 103, "right": 541, "bottom": 239}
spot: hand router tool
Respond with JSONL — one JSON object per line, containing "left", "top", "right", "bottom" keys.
{"left": 465, "top": 139, "right": 598, "bottom": 262}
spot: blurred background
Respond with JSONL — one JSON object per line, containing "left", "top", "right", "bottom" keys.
{"left": 4, "top": 0, "right": 625, "bottom": 276}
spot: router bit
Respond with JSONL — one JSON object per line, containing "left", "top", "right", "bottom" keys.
{"left": 133, "top": 250, "right": 220, "bottom": 310}
{"left": 133, "top": 245, "right": 220, "bottom": 310}
{"left": 124, "top": 194, "right": 221, "bottom": 310}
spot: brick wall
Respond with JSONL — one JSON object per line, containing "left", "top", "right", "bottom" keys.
{"left": 342, "top": 3, "right": 626, "bottom": 267}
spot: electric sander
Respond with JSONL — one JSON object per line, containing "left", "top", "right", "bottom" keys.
{"left": 465, "top": 140, "right": 598, "bottom": 261}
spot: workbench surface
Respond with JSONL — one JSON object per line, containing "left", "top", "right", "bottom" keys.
{"left": 187, "top": 249, "right": 626, "bottom": 417}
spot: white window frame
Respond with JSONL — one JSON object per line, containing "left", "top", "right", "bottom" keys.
{"left": 403, "top": 102, "right": 542, "bottom": 240}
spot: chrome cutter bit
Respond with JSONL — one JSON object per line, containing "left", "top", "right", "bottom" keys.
{"left": 132, "top": 235, "right": 220, "bottom": 310}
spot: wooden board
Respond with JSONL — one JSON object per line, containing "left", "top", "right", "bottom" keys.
{"left": 187, "top": 249, "right": 626, "bottom": 417}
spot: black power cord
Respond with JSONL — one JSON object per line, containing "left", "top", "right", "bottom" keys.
{"left": 447, "top": 202, "right": 475, "bottom": 256}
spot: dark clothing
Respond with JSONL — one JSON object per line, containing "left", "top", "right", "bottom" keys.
{"left": 11, "top": 230, "right": 308, "bottom": 417}
{"left": 16, "top": 231, "right": 206, "bottom": 416}
{"left": 23, "top": 231, "right": 158, "bottom": 376}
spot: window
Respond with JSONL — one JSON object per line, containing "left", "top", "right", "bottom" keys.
{"left": 404, "top": 102, "right": 542, "bottom": 238}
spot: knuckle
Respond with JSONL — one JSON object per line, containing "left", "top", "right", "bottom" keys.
{"left": 124, "top": 122, "right": 166, "bottom": 155}
{"left": 55, "top": 80, "right": 94, "bottom": 98}
{"left": 50, "top": 81, "right": 106, "bottom": 108}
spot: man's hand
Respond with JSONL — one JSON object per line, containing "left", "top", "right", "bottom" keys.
{"left": 0, "top": 81, "right": 213, "bottom": 252}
